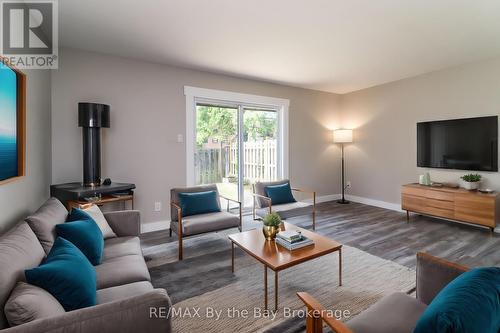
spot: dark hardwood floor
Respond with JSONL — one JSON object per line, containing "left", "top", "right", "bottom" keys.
{"left": 141, "top": 201, "right": 500, "bottom": 269}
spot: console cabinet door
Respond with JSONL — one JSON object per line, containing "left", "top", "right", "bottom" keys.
{"left": 454, "top": 194, "right": 495, "bottom": 228}
{"left": 402, "top": 194, "right": 426, "bottom": 213}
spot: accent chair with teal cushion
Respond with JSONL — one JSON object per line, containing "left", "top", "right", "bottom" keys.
{"left": 25, "top": 237, "right": 97, "bottom": 311}
{"left": 414, "top": 267, "right": 500, "bottom": 333}
{"left": 170, "top": 184, "right": 242, "bottom": 260}
{"left": 253, "top": 179, "right": 317, "bottom": 230}
{"left": 56, "top": 218, "right": 104, "bottom": 265}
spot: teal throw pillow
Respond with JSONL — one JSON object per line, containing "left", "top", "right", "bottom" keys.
{"left": 25, "top": 237, "right": 97, "bottom": 311}
{"left": 413, "top": 267, "right": 500, "bottom": 333}
{"left": 265, "top": 183, "right": 296, "bottom": 205}
{"left": 56, "top": 218, "right": 104, "bottom": 265}
{"left": 178, "top": 190, "right": 220, "bottom": 217}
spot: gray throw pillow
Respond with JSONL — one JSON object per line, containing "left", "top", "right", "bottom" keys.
{"left": 25, "top": 198, "right": 68, "bottom": 254}
{"left": 4, "top": 282, "right": 65, "bottom": 326}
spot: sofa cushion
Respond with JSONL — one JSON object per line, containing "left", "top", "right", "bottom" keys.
{"left": 25, "top": 237, "right": 97, "bottom": 311}
{"left": 97, "top": 281, "right": 154, "bottom": 304}
{"left": 95, "top": 254, "right": 151, "bottom": 289}
{"left": 256, "top": 201, "right": 313, "bottom": 219}
{"left": 56, "top": 219, "right": 104, "bottom": 265}
{"left": 103, "top": 236, "right": 142, "bottom": 260}
{"left": 68, "top": 206, "right": 116, "bottom": 239}
{"left": 265, "top": 182, "right": 296, "bottom": 205}
{"left": 4, "top": 281, "right": 65, "bottom": 327}
{"left": 170, "top": 185, "right": 220, "bottom": 221}
{"left": 0, "top": 221, "right": 45, "bottom": 329}
{"left": 414, "top": 267, "right": 500, "bottom": 333}
{"left": 346, "top": 292, "right": 427, "bottom": 333}
{"left": 25, "top": 198, "right": 68, "bottom": 254}
{"left": 80, "top": 205, "right": 117, "bottom": 239}
{"left": 170, "top": 211, "right": 239, "bottom": 236}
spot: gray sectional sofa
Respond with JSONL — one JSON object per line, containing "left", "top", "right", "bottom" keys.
{"left": 0, "top": 198, "right": 172, "bottom": 333}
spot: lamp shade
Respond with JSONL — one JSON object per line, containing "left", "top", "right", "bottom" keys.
{"left": 333, "top": 129, "right": 353, "bottom": 143}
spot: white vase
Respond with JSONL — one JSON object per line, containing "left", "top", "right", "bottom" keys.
{"left": 460, "top": 179, "right": 480, "bottom": 190}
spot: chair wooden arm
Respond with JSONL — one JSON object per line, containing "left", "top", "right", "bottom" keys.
{"left": 220, "top": 195, "right": 242, "bottom": 231}
{"left": 292, "top": 188, "right": 316, "bottom": 205}
{"left": 251, "top": 192, "right": 272, "bottom": 203}
{"left": 416, "top": 252, "right": 469, "bottom": 272}
{"left": 170, "top": 201, "right": 182, "bottom": 213}
{"left": 170, "top": 202, "right": 183, "bottom": 224}
{"left": 219, "top": 195, "right": 241, "bottom": 205}
{"left": 292, "top": 188, "right": 315, "bottom": 195}
{"left": 170, "top": 201, "right": 184, "bottom": 260}
{"left": 297, "top": 292, "right": 353, "bottom": 333}
{"left": 251, "top": 193, "right": 272, "bottom": 216}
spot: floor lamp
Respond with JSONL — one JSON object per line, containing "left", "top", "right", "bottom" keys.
{"left": 334, "top": 129, "right": 353, "bottom": 204}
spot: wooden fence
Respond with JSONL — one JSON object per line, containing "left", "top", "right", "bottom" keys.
{"left": 195, "top": 140, "right": 277, "bottom": 184}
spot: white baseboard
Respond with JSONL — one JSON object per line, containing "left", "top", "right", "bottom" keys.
{"left": 345, "top": 194, "right": 403, "bottom": 212}
{"left": 306, "top": 193, "right": 402, "bottom": 212}
{"left": 141, "top": 220, "right": 170, "bottom": 233}
{"left": 303, "top": 194, "right": 340, "bottom": 204}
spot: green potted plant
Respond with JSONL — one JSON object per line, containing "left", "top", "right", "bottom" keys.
{"left": 262, "top": 212, "right": 282, "bottom": 241}
{"left": 460, "top": 173, "right": 481, "bottom": 190}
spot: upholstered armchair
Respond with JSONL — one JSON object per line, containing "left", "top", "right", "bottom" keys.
{"left": 252, "top": 179, "right": 316, "bottom": 230}
{"left": 297, "top": 253, "right": 470, "bottom": 333}
{"left": 170, "top": 185, "right": 241, "bottom": 260}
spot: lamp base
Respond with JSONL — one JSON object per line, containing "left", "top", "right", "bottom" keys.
{"left": 337, "top": 199, "right": 350, "bottom": 204}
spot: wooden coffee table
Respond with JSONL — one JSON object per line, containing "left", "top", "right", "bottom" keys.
{"left": 228, "top": 222, "right": 342, "bottom": 311}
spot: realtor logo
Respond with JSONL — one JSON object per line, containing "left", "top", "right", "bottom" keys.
{"left": 1, "top": 0, "right": 58, "bottom": 69}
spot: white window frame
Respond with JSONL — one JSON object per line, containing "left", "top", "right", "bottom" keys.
{"left": 184, "top": 86, "right": 290, "bottom": 187}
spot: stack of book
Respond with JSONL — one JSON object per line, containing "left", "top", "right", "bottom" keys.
{"left": 276, "top": 230, "right": 314, "bottom": 251}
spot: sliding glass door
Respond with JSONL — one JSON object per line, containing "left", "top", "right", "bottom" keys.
{"left": 242, "top": 107, "right": 279, "bottom": 207}
{"left": 195, "top": 103, "right": 240, "bottom": 206}
{"left": 194, "top": 101, "right": 281, "bottom": 209}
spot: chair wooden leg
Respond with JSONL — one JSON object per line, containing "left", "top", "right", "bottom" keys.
{"left": 253, "top": 206, "right": 259, "bottom": 221}
{"left": 306, "top": 313, "right": 323, "bottom": 333}
{"left": 178, "top": 235, "right": 183, "bottom": 260}
{"left": 239, "top": 203, "right": 242, "bottom": 232}
{"left": 169, "top": 228, "right": 172, "bottom": 237}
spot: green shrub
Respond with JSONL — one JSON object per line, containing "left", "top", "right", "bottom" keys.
{"left": 263, "top": 212, "right": 282, "bottom": 227}
{"left": 461, "top": 174, "right": 481, "bottom": 182}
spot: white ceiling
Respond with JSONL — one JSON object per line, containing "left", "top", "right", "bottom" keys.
{"left": 59, "top": 0, "right": 500, "bottom": 94}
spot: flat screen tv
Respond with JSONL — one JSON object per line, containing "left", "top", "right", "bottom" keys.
{"left": 0, "top": 61, "right": 25, "bottom": 183}
{"left": 417, "top": 116, "right": 498, "bottom": 172}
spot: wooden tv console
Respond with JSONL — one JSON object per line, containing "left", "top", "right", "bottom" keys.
{"left": 401, "top": 183, "right": 499, "bottom": 231}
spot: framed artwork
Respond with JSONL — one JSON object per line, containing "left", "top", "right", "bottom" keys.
{"left": 0, "top": 59, "right": 25, "bottom": 184}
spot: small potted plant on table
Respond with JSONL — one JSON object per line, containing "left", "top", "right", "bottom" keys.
{"left": 460, "top": 173, "right": 481, "bottom": 190}
{"left": 262, "top": 212, "right": 282, "bottom": 241}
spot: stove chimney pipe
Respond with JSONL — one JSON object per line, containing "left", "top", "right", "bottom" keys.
{"left": 78, "top": 102, "right": 110, "bottom": 187}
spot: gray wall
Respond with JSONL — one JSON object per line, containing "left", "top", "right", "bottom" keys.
{"left": 340, "top": 56, "right": 500, "bottom": 205}
{"left": 0, "top": 69, "right": 52, "bottom": 232}
{"left": 51, "top": 48, "right": 341, "bottom": 226}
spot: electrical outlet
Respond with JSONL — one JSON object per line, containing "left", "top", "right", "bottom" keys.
{"left": 177, "top": 134, "right": 184, "bottom": 143}
{"left": 154, "top": 201, "right": 162, "bottom": 212}
{"left": 346, "top": 181, "right": 352, "bottom": 189}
